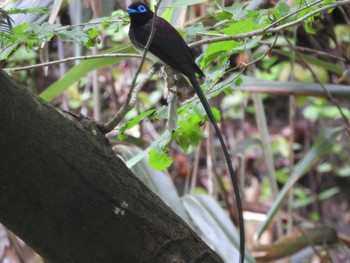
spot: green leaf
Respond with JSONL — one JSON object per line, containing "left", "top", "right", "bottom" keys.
{"left": 173, "top": 113, "right": 202, "bottom": 152}
{"left": 85, "top": 29, "right": 101, "bottom": 48}
{"left": 222, "top": 18, "right": 265, "bottom": 35}
{"left": 30, "top": 22, "right": 60, "bottom": 40}
{"left": 7, "top": 7, "right": 48, "bottom": 15}
{"left": 234, "top": 76, "right": 243, "bottom": 87}
{"left": 194, "top": 105, "right": 221, "bottom": 123}
{"left": 57, "top": 28, "right": 88, "bottom": 44}
{"left": 183, "top": 23, "right": 205, "bottom": 37}
{"left": 12, "top": 23, "right": 30, "bottom": 34}
{"left": 40, "top": 45, "right": 135, "bottom": 101}
{"left": 0, "top": 44, "right": 19, "bottom": 60}
{"left": 275, "top": 2, "right": 292, "bottom": 19}
{"left": 160, "top": 7, "right": 174, "bottom": 22}
{"left": 118, "top": 109, "right": 156, "bottom": 140}
{"left": 148, "top": 149, "right": 173, "bottom": 170}
{"left": 223, "top": 2, "right": 247, "bottom": 21}
{"left": 173, "top": 0, "right": 207, "bottom": 7}
{"left": 204, "top": 41, "right": 239, "bottom": 66}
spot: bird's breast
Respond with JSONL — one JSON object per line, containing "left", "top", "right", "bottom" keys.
{"left": 129, "top": 27, "right": 168, "bottom": 65}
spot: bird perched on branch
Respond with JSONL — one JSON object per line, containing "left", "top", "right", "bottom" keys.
{"left": 126, "top": 3, "right": 245, "bottom": 262}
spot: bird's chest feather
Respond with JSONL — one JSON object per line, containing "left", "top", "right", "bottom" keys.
{"left": 129, "top": 26, "right": 167, "bottom": 65}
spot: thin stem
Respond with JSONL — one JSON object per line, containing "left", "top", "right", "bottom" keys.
{"left": 99, "top": 64, "right": 159, "bottom": 133}
{"left": 4, "top": 53, "right": 140, "bottom": 72}
{"left": 262, "top": 0, "right": 323, "bottom": 33}
{"left": 53, "top": 19, "right": 126, "bottom": 32}
{"left": 259, "top": 41, "right": 347, "bottom": 62}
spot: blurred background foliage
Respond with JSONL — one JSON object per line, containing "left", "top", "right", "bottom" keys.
{"left": 1, "top": 0, "right": 350, "bottom": 262}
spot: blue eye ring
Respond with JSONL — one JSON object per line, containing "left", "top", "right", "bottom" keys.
{"left": 138, "top": 5, "right": 147, "bottom": 13}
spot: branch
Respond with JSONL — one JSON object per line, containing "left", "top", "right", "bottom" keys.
{"left": 4, "top": 52, "right": 141, "bottom": 72}
{"left": 0, "top": 69, "right": 223, "bottom": 263}
{"left": 190, "top": 0, "right": 350, "bottom": 48}
{"left": 53, "top": 19, "right": 126, "bottom": 32}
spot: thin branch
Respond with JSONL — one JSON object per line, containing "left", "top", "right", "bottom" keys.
{"left": 189, "top": 0, "right": 350, "bottom": 48}
{"left": 99, "top": 0, "right": 163, "bottom": 133}
{"left": 281, "top": 35, "right": 350, "bottom": 134}
{"left": 262, "top": 0, "right": 323, "bottom": 32}
{"left": 258, "top": 41, "right": 347, "bottom": 62}
{"left": 53, "top": 18, "right": 126, "bottom": 32}
{"left": 4, "top": 52, "right": 140, "bottom": 72}
{"left": 298, "top": 53, "right": 350, "bottom": 135}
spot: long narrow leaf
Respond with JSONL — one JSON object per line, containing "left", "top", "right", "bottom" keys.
{"left": 40, "top": 46, "right": 135, "bottom": 101}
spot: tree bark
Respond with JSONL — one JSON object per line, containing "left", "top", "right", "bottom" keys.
{"left": 0, "top": 70, "right": 223, "bottom": 263}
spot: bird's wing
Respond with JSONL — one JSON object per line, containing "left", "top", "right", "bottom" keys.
{"left": 132, "top": 17, "right": 203, "bottom": 78}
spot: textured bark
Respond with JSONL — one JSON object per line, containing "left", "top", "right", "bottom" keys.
{"left": 0, "top": 70, "right": 223, "bottom": 263}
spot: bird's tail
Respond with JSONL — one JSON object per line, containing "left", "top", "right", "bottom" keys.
{"left": 189, "top": 76, "right": 245, "bottom": 263}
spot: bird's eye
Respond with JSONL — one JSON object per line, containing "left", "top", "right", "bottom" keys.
{"left": 138, "top": 5, "right": 147, "bottom": 13}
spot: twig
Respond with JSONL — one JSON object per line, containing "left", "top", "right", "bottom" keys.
{"left": 4, "top": 52, "right": 140, "bottom": 72}
{"left": 282, "top": 35, "right": 350, "bottom": 135}
{"left": 258, "top": 41, "right": 347, "bottom": 62}
{"left": 99, "top": 0, "right": 163, "bottom": 133}
{"left": 262, "top": 0, "right": 323, "bottom": 32}
{"left": 53, "top": 18, "right": 126, "bottom": 32}
{"left": 99, "top": 64, "right": 159, "bottom": 133}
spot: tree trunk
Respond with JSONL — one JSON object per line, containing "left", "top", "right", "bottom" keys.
{"left": 0, "top": 70, "right": 223, "bottom": 263}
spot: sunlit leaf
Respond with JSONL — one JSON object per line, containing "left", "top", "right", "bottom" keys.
{"left": 173, "top": 113, "right": 202, "bottom": 152}
{"left": 148, "top": 149, "right": 173, "bottom": 170}
{"left": 234, "top": 76, "right": 243, "bottom": 87}
{"left": 118, "top": 109, "right": 156, "bottom": 140}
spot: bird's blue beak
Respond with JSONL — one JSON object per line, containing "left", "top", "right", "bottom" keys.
{"left": 126, "top": 8, "right": 138, "bottom": 14}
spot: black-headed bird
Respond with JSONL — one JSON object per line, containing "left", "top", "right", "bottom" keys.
{"left": 126, "top": 3, "right": 245, "bottom": 262}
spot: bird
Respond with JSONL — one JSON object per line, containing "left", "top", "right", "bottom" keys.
{"left": 126, "top": 3, "right": 245, "bottom": 262}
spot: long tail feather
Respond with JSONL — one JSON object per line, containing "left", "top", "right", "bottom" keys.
{"left": 189, "top": 76, "right": 245, "bottom": 263}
